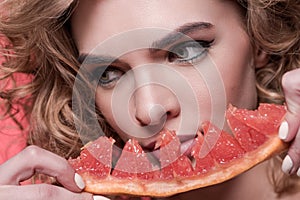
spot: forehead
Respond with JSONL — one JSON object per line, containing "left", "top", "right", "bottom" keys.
{"left": 71, "top": 0, "right": 243, "bottom": 53}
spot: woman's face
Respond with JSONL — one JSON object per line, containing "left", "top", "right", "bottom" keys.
{"left": 71, "top": 0, "right": 260, "bottom": 149}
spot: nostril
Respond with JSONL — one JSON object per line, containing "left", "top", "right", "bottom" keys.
{"left": 148, "top": 104, "right": 167, "bottom": 125}
{"left": 136, "top": 116, "right": 148, "bottom": 126}
{"left": 135, "top": 104, "right": 167, "bottom": 126}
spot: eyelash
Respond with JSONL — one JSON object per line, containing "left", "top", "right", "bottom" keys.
{"left": 90, "top": 66, "right": 124, "bottom": 89}
{"left": 167, "top": 40, "right": 213, "bottom": 65}
{"left": 92, "top": 39, "right": 214, "bottom": 89}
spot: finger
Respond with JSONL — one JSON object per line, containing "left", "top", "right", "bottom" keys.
{"left": 278, "top": 113, "right": 300, "bottom": 142}
{"left": 281, "top": 68, "right": 300, "bottom": 108}
{"left": 93, "top": 196, "right": 111, "bottom": 200}
{"left": 279, "top": 70, "right": 300, "bottom": 141}
{"left": 0, "top": 145, "right": 84, "bottom": 192}
{"left": 0, "top": 184, "right": 94, "bottom": 200}
{"left": 281, "top": 127, "right": 300, "bottom": 175}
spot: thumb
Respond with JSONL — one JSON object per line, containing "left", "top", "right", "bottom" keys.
{"left": 279, "top": 69, "right": 300, "bottom": 175}
{"left": 0, "top": 185, "right": 110, "bottom": 200}
{"left": 278, "top": 69, "right": 300, "bottom": 142}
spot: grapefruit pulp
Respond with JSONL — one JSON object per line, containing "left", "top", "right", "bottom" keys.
{"left": 69, "top": 103, "right": 288, "bottom": 197}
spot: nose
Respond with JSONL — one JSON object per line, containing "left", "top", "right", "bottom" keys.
{"left": 134, "top": 84, "right": 180, "bottom": 126}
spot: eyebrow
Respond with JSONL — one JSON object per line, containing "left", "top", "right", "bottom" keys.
{"left": 150, "top": 22, "right": 214, "bottom": 51}
{"left": 78, "top": 21, "right": 214, "bottom": 64}
{"left": 78, "top": 54, "right": 116, "bottom": 65}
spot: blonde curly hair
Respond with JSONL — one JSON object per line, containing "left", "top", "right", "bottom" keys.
{"left": 240, "top": 0, "right": 300, "bottom": 195}
{"left": 0, "top": 0, "right": 299, "bottom": 195}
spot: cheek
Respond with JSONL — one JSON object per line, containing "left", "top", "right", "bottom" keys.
{"left": 184, "top": 71, "right": 213, "bottom": 121}
{"left": 213, "top": 38, "right": 257, "bottom": 109}
{"left": 224, "top": 65, "right": 257, "bottom": 108}
{"left": 95, "top": 90, "right": 115, "bottom": 126}
{"left": 95, "top": 88, "right": 137, "bottom": 140}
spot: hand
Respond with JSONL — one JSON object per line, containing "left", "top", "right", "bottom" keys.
{"left": 0, "top": 145, "right": 110, "bottom": 200}
{"left": 279, "top": 68, "right": 300, "bottom": 176}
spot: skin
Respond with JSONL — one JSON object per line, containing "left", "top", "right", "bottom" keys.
{"left": 71, "top": 0, "right": 300, "bottom": 199}
{"left": 0, "top": 146, "right": 96, "bottom": 200}
{"left": 281, "top": 69, "right": 300, "bottom": 175}
{"left": 72, "top": 0, "right": 258, "bottom": 148}
{"left": 1, "top": 0, "right": 300, "bottom": 200}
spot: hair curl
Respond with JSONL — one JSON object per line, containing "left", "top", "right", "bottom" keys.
{"left": 0, "top": 0, "right": 299, "bottom": 195}
{"left": 0, "top": 0, "right": 83, "bottom": 158}
{"left": 0, "top": 0, "right": 115, "bottom": 158}
{"left": 239, "top": 0, "right": 300, "bottom": 196}
{"left": 242, "top": 0, "right": 300, "bottom": 104}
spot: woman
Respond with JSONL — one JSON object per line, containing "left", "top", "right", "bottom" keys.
{"left": 0, "top": 0, "right": 299, "bottom": 199}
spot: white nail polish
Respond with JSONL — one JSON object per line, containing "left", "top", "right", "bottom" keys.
{"left": 278, "top": 121, "right": 289, "bottom": 140}
{"left": 282, "top": 155, "right": 293, "bottom": 174}
{"left": 74, "top": 173, "right": 85, "bottom": 190}
{"left": 93, "top": 196, "right": 111, "bottom": 200}
{"left": 297, "top": 168, "right": 300, "bottom": 177}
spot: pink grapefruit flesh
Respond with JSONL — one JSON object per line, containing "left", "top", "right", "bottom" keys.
{"left": 69, "top": 103, "right": 288, "bottom": 197}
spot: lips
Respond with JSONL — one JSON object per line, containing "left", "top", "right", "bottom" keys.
{"left": 111, "top": 131, "right": 200, "bottom": 168}
{"left": 142, "top": 136, "right": 197, "bottom": 164}
{"left": 180, "top": 138, "right": 196, "bottom": 156}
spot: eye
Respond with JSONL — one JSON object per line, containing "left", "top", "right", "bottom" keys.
{"left": 96, "top": 67, "right": 124, "bottom": 89}
{"left": 167, "top": 40, "right": 213, "bottom": 64}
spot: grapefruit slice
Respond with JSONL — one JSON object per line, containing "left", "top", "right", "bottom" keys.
{"left": 69, "top": 104, "right": 288, "bottom": 197}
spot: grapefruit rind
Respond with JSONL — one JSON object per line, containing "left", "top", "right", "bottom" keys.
{"left": 80, "top": 136, "right": 287, "bottom": 197}
{"left": 70, "top": 104, "right": 288, "bottom": 197}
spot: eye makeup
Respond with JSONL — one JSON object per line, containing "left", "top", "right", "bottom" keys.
{"left": 78, "top": 21, "right": 216, "bottom": 89}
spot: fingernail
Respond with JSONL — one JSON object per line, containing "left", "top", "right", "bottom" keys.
{"left": 278, "top": 121, "right": 289, "bottom": 140}
{"left": 297, "top": 168, "right": 300, "bottom": 177}
{"left": 93, "top": 196, "right": 111, "bottom": 200}
{"left": 282, "top": 155, "right": 293, "bottom": 174}
{"left": 74, "top": 173, "right": 85, "bottom": 190}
